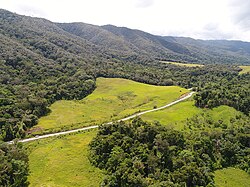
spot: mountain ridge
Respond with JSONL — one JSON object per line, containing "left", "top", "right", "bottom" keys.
{"left": 1, "top": 8, "right": 250, "bottom": 65}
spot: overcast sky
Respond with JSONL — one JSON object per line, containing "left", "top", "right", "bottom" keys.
{"left": 1, "top": 0, "right": 250, "bottom": 42}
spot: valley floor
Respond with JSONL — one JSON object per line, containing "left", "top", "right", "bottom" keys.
{"left": 26, "top": 78, "right": 249, "bottom": 187}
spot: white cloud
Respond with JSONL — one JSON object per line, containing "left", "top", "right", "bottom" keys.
{"left": 0, "top": 0, "right": 250, "bottom": 41}
{"left": 135, "top": 0, "right": 155, "bottom": 8}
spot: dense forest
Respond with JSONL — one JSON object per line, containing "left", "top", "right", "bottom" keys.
{"left": 194, "top": 74, "right": 250, "bottom": 115}
{"left": 0, "top": 142, "right": 29, "bottom": 187}
{"left": 89, "top": 116, "right": 250, "bottom": 186}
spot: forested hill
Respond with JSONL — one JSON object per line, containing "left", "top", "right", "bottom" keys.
{"left": 58, "top": 22, "right": 250, "bottom": 65}
{"left": 1, "top": 9, "right": 250, "bottom": 65}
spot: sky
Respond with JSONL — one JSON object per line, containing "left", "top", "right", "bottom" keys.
{"left": 1, "top": 0, "right": 250, "bottom": 42}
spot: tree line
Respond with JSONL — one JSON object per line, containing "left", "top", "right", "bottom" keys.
{"left": 194, "top": 73, "right": 250, "bottom": 115}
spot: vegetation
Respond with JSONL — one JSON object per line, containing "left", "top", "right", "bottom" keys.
{"left": 239, "top": 65, "right": 250, "bottom": 74}
{"left": 0, "top": 12, "right": 245, "bottom": 141}
{"left": 0, "top": 9, "right": 249, "bottom": 141}
{"left": 161, "top": 61, "right": 204, "bottom": 67}
{"left": 0, "top": 9, "right": 250, "bottom": 187}
{"left": 35, "top": 78, "right": 187, "bottom": 133}
{"left": 194, "top": 74, "right": 250, "bottom": 115}
{"left": 0, "top": 142, "right": 29, "bottom": 187}
{"left": 25, "top": 105, "right": 249, "bottom": 186}
{"left": 26, "top": 130, "right": 104, "bottom": 187}
{"left": 141, "top": 100, "right": 202, "bottom": 130}
{"left": 60, "top": 23, "right": 250, "bottom": 65}
{"left": 89, "top": 116, "right": 250, "bottom": 186}
{"left": 206, "top": 105, "right": 243, "bottom": 124}
{"left": 141, "top": 100, "right": 242, "bottom": 130}
{"left": 214, "top": 168, "right": 250, "bottom": 187}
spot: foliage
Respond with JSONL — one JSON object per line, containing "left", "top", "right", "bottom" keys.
{"left": 1, "top": 8, "right": 250, "bottom": 187}
{"left": 0, "top": 142, "right": 29, "bottom": 187}
{"left": 89, "top": 116, "right": 250, "bottom": 187}
{"left": 194, "top": 74, "right": 250, "bottom": 115}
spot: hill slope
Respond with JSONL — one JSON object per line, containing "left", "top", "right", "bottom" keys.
{"left": 1, "top": 9, "right": 250, "bottom": 67}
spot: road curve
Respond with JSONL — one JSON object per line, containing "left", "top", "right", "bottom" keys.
{"left": 8, "top": 91, "right": 195, "bottom": 144}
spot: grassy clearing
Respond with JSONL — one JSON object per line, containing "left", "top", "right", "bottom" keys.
{"left": 141, "top": 99, "right": 201, "bottom": 130}
{"left": 27, "top": 130, "right": 104, "bottom": 187}
{"left": 161, "top": 61, "right": 204, "bottom": 67}
{"left": 239, "top": 65, "right": 250, "bottom": 74}
{"left": 34, "top": 78, "right": 188, "bottom": 133}
{"left": 206, "top": 105, "right": 242, "bottom": 124}
{"left": 141, "top": 99, "right": 242, "bottom": 130}
{"left": 214, "top": 168, "right": 250, "bottom": 187}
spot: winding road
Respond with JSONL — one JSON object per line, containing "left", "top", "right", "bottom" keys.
{"left": 8, "top": 91, "right": 195, "bottom": 144}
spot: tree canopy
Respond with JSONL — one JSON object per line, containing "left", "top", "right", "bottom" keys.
{"left": 89, "top": 116, "right": 250, "bottom": 186}
{"left": 0, "top": 142, "right": 29, "bottom": 187}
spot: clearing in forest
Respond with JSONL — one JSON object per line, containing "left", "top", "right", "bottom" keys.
{"left": 142, "top": 101, "right": 242, "bottom": 130}
{"left": 161, "top": 61, "right": 204, "bottom": 67}
{"left": 214, "top": 168, "right": 250, "bottom": 187}
{"left": 239, "top": 65, "right": 250, "bottom": 74}
{"left": 34, "top": 78, "right": 188, "bottom": 133}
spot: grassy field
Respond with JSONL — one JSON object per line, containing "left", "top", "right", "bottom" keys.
{"left": 141, "top": 99, "right": 241, "bottom": 130}
{"left": 27, "top": 130, "right": 104, "bottom": 187}
{"left": 34, "top": 78, "right": 188, "bottom": 133}
{"left": 239, "top": 65, "right": 250, "bottom": 74}
{"left": 161, "top": 61, "right": 204, "bottom": 67}
{"left": 141, "top": 99, "right": 202, "bottom": 130}
{"left": 214, "top": 168, "right": 250, "bottom": 187}
{"left": 206, "top": 105, "right": 242, "bottom": 124}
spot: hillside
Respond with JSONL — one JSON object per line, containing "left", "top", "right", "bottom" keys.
{"left": 1, "top": 9, "right": 250, "bottom": 68}
{"left": 164, "top": 36, "right": 250, "bottom": 64}
{"left": 58, "top": 22, "right": 250, "bottom": 64}
{"left": 1, "top": 9, "right": 250, "bottom": 67}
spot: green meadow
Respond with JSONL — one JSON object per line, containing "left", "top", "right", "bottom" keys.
{"left": 34, "top": 78, "right": 188, "bottom": 133}
{"left": 27, "top": 130, "right": 104, "bottom": 187}
{"left": 239, "top": 65, "right": 250, "bottom": 74}
{"left": 214, "top": 168, "right": 250, "bottom": 187}
{"left": 161, "top": 61, "right": 204, "bottom": 67}
{"left": 141, "top": 99, "right": 241, "bottom": 130}
{"left": 206, "top": 105, "right": 242, "bottom": 123}
{"left": 141, "top": 99, "right": 201, "bottom": 130}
